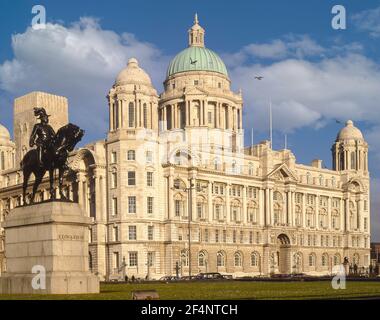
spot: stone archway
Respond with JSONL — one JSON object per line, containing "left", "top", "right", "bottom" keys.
{"left": 277, "top": 234, "right": 291, "bottom": 274}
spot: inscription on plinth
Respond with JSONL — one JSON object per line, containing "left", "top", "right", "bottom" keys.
{"left": 0, "top": 201, "right": 100, "bottom": 295}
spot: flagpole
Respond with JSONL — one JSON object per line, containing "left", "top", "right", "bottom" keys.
{"left": 251, "top": 128, "right": 253, "bottom": 146}
{"left": 269, "top": 98, "right": 273, "bottom": 149}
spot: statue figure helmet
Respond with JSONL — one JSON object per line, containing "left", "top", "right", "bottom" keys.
{"left": 33, "top": 107, "right": 51, "bottom": 123}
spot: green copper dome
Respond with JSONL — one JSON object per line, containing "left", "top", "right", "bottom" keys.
{"left": 167, "top": 46, "right": 228, "bottom": 78}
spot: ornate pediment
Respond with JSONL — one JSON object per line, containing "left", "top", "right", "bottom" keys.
{"left": 183, "top": 86, "right": 208, "bottom": 97}
{"left": 267, "top": 163, "right": 298, "bottom": 183}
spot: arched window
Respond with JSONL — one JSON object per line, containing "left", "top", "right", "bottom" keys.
{"left": 234, "top": 252, "right": 242, "bottom": 267}
{"left": 319, "top": 209, "right": 327, "bottom": 228}
{"left": 128, "top": 102, "right": 135, "bottom": 127}
{"left": 216, "top": 251, "right": 225, "bottom": 267}
{"left": 332, "top": 210, "right": 340, "bottom": 229}
{"left": 334, "top": 254, "right": 341, "bottom": 265}
{"left": 198, "top": 251, "right": 206, "bottom": 267}
{"left": 230, "top": 200, "right": 241, "bottom": 222}
{"left": 180, "top": 250, "right": 189, "bottom": 267}
{"left": 321, "top": 254, "right": 328, "bottom": 267}
{"left": 353, "top": 253, "right": 359, "bottom": 265}
{"left": 309, "top": 253, "right": 316, "bottom": 267}
{"left": 306, "top": 207, "right": 315, "bottom": 227}
{"left": 247, "top": 201, "right": 258, "bottom": 224}
{"left": 251, "top": 252, "right": 259, "bottom": 267}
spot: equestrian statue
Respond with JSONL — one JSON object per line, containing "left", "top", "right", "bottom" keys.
{"left": 21, "top": 107, "right": 84, "bottom": 204}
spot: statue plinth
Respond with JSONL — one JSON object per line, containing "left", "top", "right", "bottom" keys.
{"left": 0, "top": 201, "right": 99, "bottom": 294}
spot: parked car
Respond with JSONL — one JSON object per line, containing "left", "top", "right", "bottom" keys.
{"left": 159, "top": 276, "right": 179, "bottom": 282}
{"left": 195, "top": 272, "right": 227, "bottom": 280}
{"left": 180, "top": 275, "right": 198, "bottom": 281}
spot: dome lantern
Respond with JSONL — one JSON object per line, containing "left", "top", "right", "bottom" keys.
{"left": 188, "top": 13, "right": 205, "bottom": 48}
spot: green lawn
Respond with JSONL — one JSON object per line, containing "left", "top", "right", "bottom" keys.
{"left": 0, "top": 281, "right": 380, "bottom": 300}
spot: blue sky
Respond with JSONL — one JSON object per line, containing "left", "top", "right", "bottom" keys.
{"left": 1, "top": 0, "right": 380, "bottom": 239}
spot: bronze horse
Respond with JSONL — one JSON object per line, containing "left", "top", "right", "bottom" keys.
{"left": 21, "top": 123, "right": 84, "bottom": 204}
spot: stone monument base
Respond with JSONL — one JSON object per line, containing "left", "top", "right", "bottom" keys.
{"left": 0, "top": 201, "right": 99, "bottom": 294}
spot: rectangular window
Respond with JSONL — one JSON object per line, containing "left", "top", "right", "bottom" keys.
{"left": 223, "top": 230, "right": 227, "bottom": 243}
{"left": 146, "top": 150, "right": 153, "bottom": 163}
{"left": 175, "top": 200, "right": 181, "bottom": 216}
{"left": 113, "top": 252, "right": 120, "bottom": 270}
{"left": 147, "top": 172, "right": 153, "bottom": 186}
{"left": 128, "top": 225, "right": 137, "bottom": 240}
{"left": 111, "top": 172, "right": 117, "bottom": 188}
{"left": 197, "top": 203, "right": 203, "bottom": 219}
{"left": 128, "top": 171, "right": 136, "bottom": 186}
{"left": 128, "top": 196, "right": 136, "bottom": 214}
{"left": 364, "top": 218, "right": 368, "bottom": 231}
{"left": 208, "top": 111, "right": 212, "bottom": 124}
{"left": 148, "top": 225, "right": 154, "bottom": 240}
{"left": 147, "top": 252, "right": 155, "bottom": 267}
{"left": 127, "top": 150, "right": 135, "bottom": 161}
{"left": 249, "top": 231, "right": 253, "bottom": 244}
{"left": 194, "top": 80, "right": 199, "bottom": 85}
{"left": 233, "top": 230, "right": 236, "bottom": 243}
{"left": 129, "top": 251, "right": 138, "bottom": 267}
{"left": 240, "top": 231, "right": 244, "bottom": 243}
{"left": 113, "top": 225, "right": 119, "bottom": 241}
{"left": 147, "top": 197, "right": 153, "bottom": 215}
{"left": 204, "top": 229, "right": 209, "bottom": 243}
{"left": 111, "top": 198, "right": 118, "bottom": 216}
{"left": 111, "top": 151, "right": 117, "bottom": 164}
{"left": 215, "top": 230, "right": 219, "bottom": 243}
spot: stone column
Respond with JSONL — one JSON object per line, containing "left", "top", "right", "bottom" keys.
{"left": 302, "top": 193, "right": 306, "bottom": 228}
{"left": 265, "top": 188, "right": 270, "bottom": 226}
{"left": 242, "top": 185, "right": 247, "bottom": 224}
{"left": 327, "top": 197, "right": 332, "bottom": 230}
{"left": 188, "top": 101, "right": 192, "bottom": 126}
{"left": 77, "top": 172, "right": 86, "bottom": 216}
{"left": 168, "top": 175, "right": 174, "bottom": 219}
{"left": 208, "top": 181, "right": 213, "bottom": 222}
{"left": 259, "top": 188, "right": 265, "bottom": 226}
{"left": 226, "top": 184, "right": 231, "bottom": 223}
{"left": 344, "top": 197, "right": 349, "bottom": 232}
{"left": 109, "top": 101, "right": 114, "bottom": 131}
{"left": 315, "top": 195, "right": 319, "bottom": 229}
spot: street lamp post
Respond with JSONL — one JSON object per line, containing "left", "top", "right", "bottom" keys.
{"left": 172, "top": 177, "right": 206, "bottom": 278}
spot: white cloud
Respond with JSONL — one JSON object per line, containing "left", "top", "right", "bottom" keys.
{"left": 229, "top": 53, "right": 380, "bottom": 133}
{"left": 223, "top": 35, "right": 325, "bottom": 63}
{"left": 0, "top": 17, "right": 168, "bottom": 140}
{"left": 353, "top": 6, "right": 380, "bottom": 38}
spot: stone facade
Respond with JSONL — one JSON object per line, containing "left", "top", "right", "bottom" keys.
{"left": 0, "top": 16, "right": 371, "bottom": 280}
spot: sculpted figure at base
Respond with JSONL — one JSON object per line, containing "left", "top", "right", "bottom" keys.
{"left": 21, "top": 107, "right": 84, "bottom": 204}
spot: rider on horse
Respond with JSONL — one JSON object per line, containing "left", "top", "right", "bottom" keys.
{"left": 29, "top": 107, "right": 56, "bottom": 167}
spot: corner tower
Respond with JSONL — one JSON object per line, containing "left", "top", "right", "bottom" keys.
{"left": 332, "top": 120, "right": 368, "bottom": 173}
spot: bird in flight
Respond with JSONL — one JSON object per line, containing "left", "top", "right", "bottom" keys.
{"left": 254, "top": 76, "right": 264, "bottom": 80}
{"left": 190, "top": 58, "right": 198, "bottom": 65}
